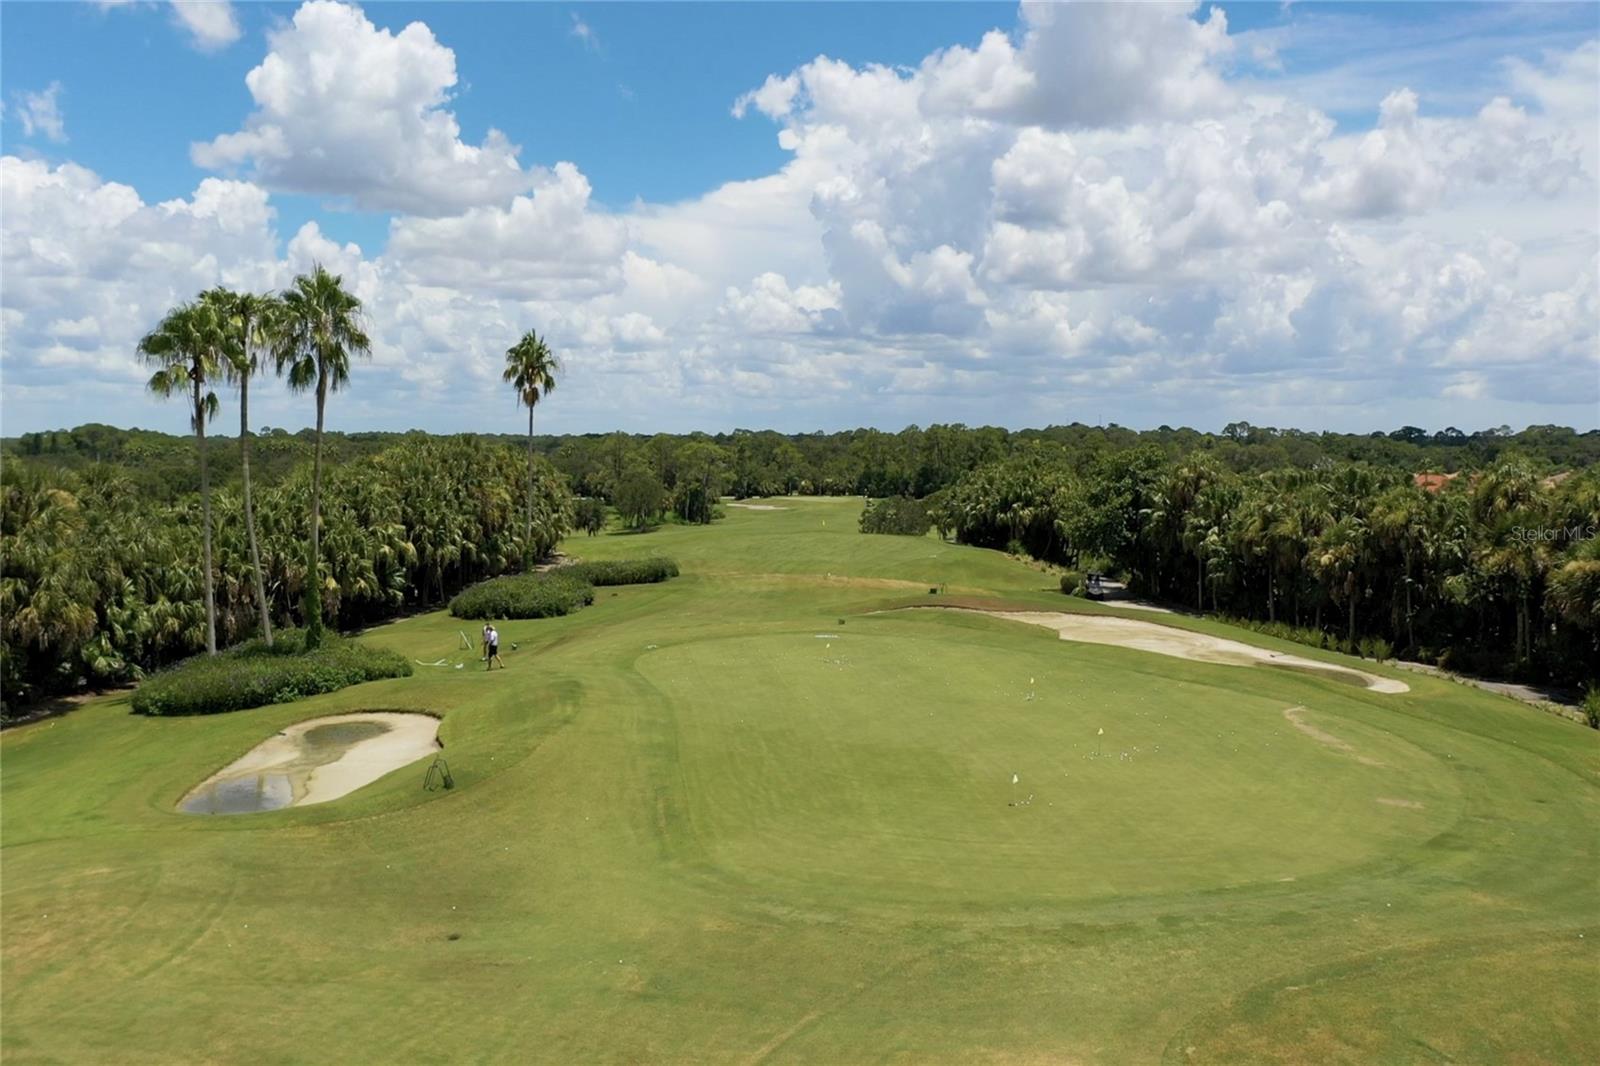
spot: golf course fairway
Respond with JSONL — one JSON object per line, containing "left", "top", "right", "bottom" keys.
{"left": 3, "top": 497, "right": 1596, "bottom": 1063}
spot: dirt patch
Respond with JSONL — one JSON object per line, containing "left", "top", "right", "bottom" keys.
{"left": 733, "top": 572, "right": 955, "bottom": 593}
{"left": 1377, "top": 797, "right": 1425, "bottom": 809}
{"left": 922, "top": 607, "right": 1409, "bottom": 694}
{"left": 1283, "top": 706, "right": 1385, "bottom": 767}
{"left": 179, "top": 712, "right": 441, "bottom": 815}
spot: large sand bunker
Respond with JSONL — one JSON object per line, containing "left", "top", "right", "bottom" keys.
{"left": 926, "top": 608, "right": 1409, "bottom": 694}
{"left": 179, "top": 712, "right": 441, "bottom": 815}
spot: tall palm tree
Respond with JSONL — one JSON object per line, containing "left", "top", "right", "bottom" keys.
{"left": 1371, "top": 485, "right": 1429, "bottom": 652}
{"left": 502, "top": 330, "right": 560, "bottom": 570}
{"left": 139, "top": 302, "right": 225, "bottom": 655}
{"left": 206, "top": 288, "right": 279, "bottom": 647}
{"left": 274, "top": 266, "right": 370, "bottom": 648}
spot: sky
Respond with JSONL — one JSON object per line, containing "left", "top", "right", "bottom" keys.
{"left": 2, "top": 1, "right": 1597, "bottom": 438}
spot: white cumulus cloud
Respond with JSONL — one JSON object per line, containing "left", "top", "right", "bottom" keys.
{"left": 192, "top": 0, "right": 533, "bottom": 215}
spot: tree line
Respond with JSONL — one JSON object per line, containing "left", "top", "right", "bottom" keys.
{"left": 3, "top": 268, "right": 572, "bottom": 713}
{"left": 929, "top": 446, "right": 1599, "bottom": 689}
{"left": 1, "top": 438, "right": 572, "bottom": 709}
{"left": 10, "top": 422, "right": 1596, "bottom": 508}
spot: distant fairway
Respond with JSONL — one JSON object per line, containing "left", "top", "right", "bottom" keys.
{"left": 4, "top": 498, "right": 1596, "bottom": 1063}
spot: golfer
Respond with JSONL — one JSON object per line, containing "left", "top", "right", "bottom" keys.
{"left": 484, "top": 625, "right": 504, "bottom": 670}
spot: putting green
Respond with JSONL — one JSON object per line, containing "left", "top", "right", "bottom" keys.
{"left": 3, "top": 497, "right": 1596, "bottom": 1063}
{"left": 639, "top": 627, "right": 1457, "bottom": 910}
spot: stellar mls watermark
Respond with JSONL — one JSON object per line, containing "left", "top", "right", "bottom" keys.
{"left": 1511, "top": 524, "right": 1597, "bottom": 544}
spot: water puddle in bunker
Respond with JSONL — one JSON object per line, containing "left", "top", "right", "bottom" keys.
{"left": 178, "top": 713, "right": 440, "bottom": 815}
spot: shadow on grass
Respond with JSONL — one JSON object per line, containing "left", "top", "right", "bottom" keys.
{"left": 2, "top": 685, "right": 135, "bottom": 730}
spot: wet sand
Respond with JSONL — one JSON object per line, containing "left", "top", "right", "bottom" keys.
{"left": 179, "top": 712, "right": 441, "bottom": 815}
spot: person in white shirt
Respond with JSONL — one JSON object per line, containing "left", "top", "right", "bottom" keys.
{"left": 484, "top": 625, "right": 504, "bottom": 670}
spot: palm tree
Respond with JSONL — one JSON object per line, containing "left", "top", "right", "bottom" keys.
{"left": 502, "top": 330, "right": 561, "bottom": 570}
{"left": 1371, "top": 485, "right": 1429, "bottom": 652}
{"left": 274, "top": 266, "right": 370, "bottom": 648}
{"left": 206, "top": 288, "right": 280, "bottom": 647}
{"left": 139, "top": 302, "right": 225, "bottom": 654}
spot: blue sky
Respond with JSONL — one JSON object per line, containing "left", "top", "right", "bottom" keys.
{"left": 2, "top": 2, "right": 1597, "bottom": 436}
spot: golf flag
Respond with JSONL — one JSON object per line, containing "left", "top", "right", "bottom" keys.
{"left": 1097, "top": 727, "right": 1104, "bottom": 735}
{"left": 1011, "top": 773, "right": 1019, "bottom": 785}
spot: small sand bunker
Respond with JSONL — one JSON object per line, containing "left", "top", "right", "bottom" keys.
{"left": 929, "top": 608, "right": 1409, "bottom": 693}
{"left": 179, "top": 712, "right": 440, "bottom": 815}
{"left": 727, "top": 502, "right": 788, "bottom": 511}
{"left": 1283, "top": 705, "right": 1385, "bottom": 766}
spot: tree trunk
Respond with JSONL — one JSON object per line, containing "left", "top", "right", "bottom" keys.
{"left": 305, "top": 373, "right": 327, "bottom": 648}
{"left": 240, "top": 374, "right": 273, "bottom": 647}
{"left": 525, "top": 403, "right": 536, "bottom": 571}
{"left": 1403, "top": 548, "right": 1414, "bottom": 651}
{"left": 1267, "top": 567, "right": 1276, "bottom": 623}
{"left": 1195, "top": 554, "right": 1203, "bottom": 611}
{"left": 1347, "top": 584, "right": 1357, "bottom": 646}
{"left": 195, "top": 378, "right": 218, "bottom": 655}
{"left": 1519, "top": 590, "right": 1530, "bottom": 662}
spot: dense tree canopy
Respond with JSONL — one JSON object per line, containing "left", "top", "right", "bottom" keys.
{"left": 5, "top": 418, "right": 1596, "bottom": 710}
{"left": 929, "top": 452, "right": 1599, "bottom": 689}
{"left": 1, "top": 437, "right": 571, "bottom": 711}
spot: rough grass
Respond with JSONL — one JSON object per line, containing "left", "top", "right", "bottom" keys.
{"left": 4, "top": 498, "right": 1596, "bottom": 1063}
{"left": 129, "top": 629, "right": 412, "bottom": 716}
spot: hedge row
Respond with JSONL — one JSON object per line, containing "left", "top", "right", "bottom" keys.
{"left": 448, "top": 557, "right": 678, "bottom": 620}
{"left": 131, "top": 630, "right": 413, "bottom": 717}
{"left": 447, "top": 571, "right": 595, "bottom": 620}
{"left": 566, "top": 557, "right": 680, "bottom": 586}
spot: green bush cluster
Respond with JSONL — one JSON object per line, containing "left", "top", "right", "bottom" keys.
{"left": 447, "top": 571, "right": 595, "bottom": 620}
{"left": 859, "top": 496, "right": 931, "bottom": 536}
{"left": 1222, "top": 616, "right": 1394, "bottom": 661}
{"left": 567, "top": 557, "right": 680, "bottom": 586}
{"left": 131, "top": 630, "right": 412, "bottom": 717}
{"left": 449, "top": 557, "right": 679, "bottom": 620}
{"left": 1584, "top": 686, "right": 1600, "bottom": 730}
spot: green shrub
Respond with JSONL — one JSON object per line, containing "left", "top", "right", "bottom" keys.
{"left": 859, "top": 497, "right": 931, "bottom": 536}
{"left": 449, "top": 557, "right": 678, "bottom": 620}
{"left": 1059, "top": 570, "right": 1084, "bottom": 596}
{"left": 131, "top": 629, "right": 412, "bottom": 717}
{"left": 567, "top": 557, "right": 680, "bottom": 586}
{"left": 448, "top": 571, "right": 595, "bottom": 620}
{"left": 574, "top": 497, "right": 607, "bottom": 536}
{"left": 1584, "top": 686, "right": 1600, "bottom": 730}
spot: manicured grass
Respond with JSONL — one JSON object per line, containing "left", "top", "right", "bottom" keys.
{"left": 3, "top": 498, "right": 1596, "bottom": 1063}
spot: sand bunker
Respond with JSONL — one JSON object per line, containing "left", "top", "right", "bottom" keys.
{"left": 179, "top": 712, "right": 440, "bottom": 815}
{"left": 928, "top": 608, "right": 1409, "bottom": 694}
{"left": 727, "top": 502, "right": 788, "bottom": 511}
